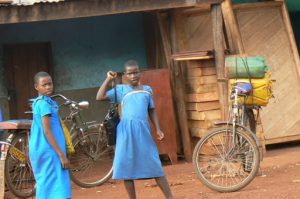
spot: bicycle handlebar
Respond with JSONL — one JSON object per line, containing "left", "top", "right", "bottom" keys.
{"left": 51, "top": 94, "right": 78, "bottom": 107}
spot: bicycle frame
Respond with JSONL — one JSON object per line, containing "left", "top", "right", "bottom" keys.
{"left": 50, "top": 94, "right": 105, "bottom": 150}
{"left": 217, "top": 87, "right": 263, "bottom": 161}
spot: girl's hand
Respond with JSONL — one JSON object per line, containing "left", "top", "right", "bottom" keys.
{"left": 157, "top": 129, "right": 164, "bottom": 140}
{"left": 107, "top": 71, "right": 117, "bottom": 80}
{"left": 59, "top": 155, "right": 70, "bottom": 169}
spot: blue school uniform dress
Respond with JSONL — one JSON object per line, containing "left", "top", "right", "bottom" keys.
{"left": 106, "top": 84, "right": 164, "bottom": 179}
{"left": 29, "top": 95, "right": 71, "bottom": 199}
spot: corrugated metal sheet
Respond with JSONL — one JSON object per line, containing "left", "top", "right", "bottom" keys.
{"left": 11, "top": 0, "right": 64, "bottom": 6}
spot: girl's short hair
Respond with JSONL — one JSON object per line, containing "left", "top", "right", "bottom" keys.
{"left": 124, "top": 60, "right": 139, "bottom": 70}
{"left": 34, "top": 71, "right": 50, "bottom": 84}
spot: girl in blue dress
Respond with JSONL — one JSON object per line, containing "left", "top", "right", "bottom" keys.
{"left": 29, "top": 71, "right": 71, "bottom": 199}
{"left": 96, "top": 60, "right": 173, "bottom": 199}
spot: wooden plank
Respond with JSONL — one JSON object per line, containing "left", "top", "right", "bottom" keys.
{"left": 170, "top": 10, "right": 194, "bottom": 161}
{"left": 188, "top": 120, "right": 215, "bottom": 129}
{"left": 265, "top": 134, "right": 300, "bottom": 145}
{"left": 233, "top": 1, "right": 300, "bottom": 142}
{"left": 197, "top": 101, "right": 220, "bottom": 111}
{"left": 140, "top": 69, "right": 178, "bottom": 164}
{"left": 186, "top": 75, "right": 218, "bottom": 85}
{"left": 188, "top": 109, "right": 221, "bottom": 120}
{"left": 186, "top": 101, "right": 220, "bottom": 111}
{"left": 186, "top": 83, "right": 218, "bottom": 94}
{"left": 0, "top": 0, "right": 223, "bottom": 24}
{"left": 173, "top": 55, "right": 213, "bottom": 61}
{"left": 0, "top": 0, "right": 193, "bottom": 24}
{"left": 280, "top": 1, "right": 300, "bottom": 82}
{"left": 187, "top": 60, "right": 216, "bottom": 68}
{"left": 171, "top": 49, "right": 214, "bottom": 61}
{"left": 186, "top": 67, "right": 216, "bottom": 77}
{"left": 157, "top": 12, "right": 192, "bottom": 161}
{"left": 221, "top": 0, "right": 245, "bottom": 54}
{"left": 186, "top": 92, "right": 219, "bottom": 102}
{"left": 233, "top": 1, "right": 282, "bottom": 10}
{"left": 190, "top": 128, "right": 208, "bottom": 137}
{"left": 211, "top": 4, "right": 228, "bottom": 120}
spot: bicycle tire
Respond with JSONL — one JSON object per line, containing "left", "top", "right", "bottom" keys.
{"left": 5, "top": 131, "right": 36, "bottom": 198}
{"left": 69, "top": 130, "right": 114, "bottom": 187}
{"left": 192, "top": 127, "right": 260, "bottom": 192}
{"left": 245, "top": 108, "right": 256, "bottom": 134}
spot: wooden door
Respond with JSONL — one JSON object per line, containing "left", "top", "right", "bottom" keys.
{"left": 140, "top": 68, "right": 178, "bottom": 164}
{"left": 4, "top": 43, "right": 52, "bottom": 119}
{"left": 235, "top": 3, "right": 300, "bottom": 144}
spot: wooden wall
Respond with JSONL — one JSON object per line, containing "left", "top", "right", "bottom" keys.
{"left": 172, "top": 9, "right": 222, "bottom": 138}
{"left": 235, "top": 2, "right": 300, "bottom": 144}
{"left": 175, "top": 1, "right": 300, "bottom": 145}
{"left": 185, "top": 59, "right": 221, "bottom": 137}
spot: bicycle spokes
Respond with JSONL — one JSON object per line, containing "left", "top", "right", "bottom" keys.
{"left": 193, "top": 128, "right": 260, "bottom": 192}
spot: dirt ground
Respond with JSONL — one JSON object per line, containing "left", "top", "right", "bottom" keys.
{"left": 71, "top": 143, "right": 300, "bottom": 199}
{"left": 5, "top": 143, "right": 300, "bottom": 199}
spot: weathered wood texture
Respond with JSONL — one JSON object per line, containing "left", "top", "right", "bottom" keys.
{"left": 156, "top": 12, "right": 193, "bottom": 161}
{"left": 211, "top": 4, "right": 228, "bottom": 120}
{"left": 182, "top": 10, "right": 214, "bottom": 51}
{"left": 234, "top": 2, "right": 300, "bottom": 143}
{"left": 140, "top": 69, "right": 178, "bottom": 164}
{"left": 0, "top": 0, "right": 222, "bottom": 24}
{"left": 174, "top": 1, "right": 300, "bottom": 144}
{"left": 175, "top": 7, "right": 222, "bottom": 139}
{"left": 221, "top": 0, "right": 245, "bottom": 54}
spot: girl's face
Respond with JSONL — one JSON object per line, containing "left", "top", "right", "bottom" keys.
{"left": 125, "top": 65, "right": 140, "bottom": 86}
{"left": 35, "top": 76, "right": 54, "bottom": 96}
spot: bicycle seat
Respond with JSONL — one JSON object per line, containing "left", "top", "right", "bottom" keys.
{"left": 0, "top": 119, "right": 32, "bottom": 130}
{"left": 233, "top": 83, "right": 253, "bottom": 95}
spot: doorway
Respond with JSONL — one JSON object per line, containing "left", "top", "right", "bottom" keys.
{"left": 4, "top": 43, "right": 52, "bottom": 119}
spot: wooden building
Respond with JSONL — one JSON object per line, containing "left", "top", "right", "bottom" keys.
{"left": 0, "top": 0, "right": 300, "bottom": 162}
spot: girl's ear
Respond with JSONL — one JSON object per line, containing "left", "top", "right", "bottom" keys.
{"left": 34, "top": 83, "right": 39, "bottom": 91}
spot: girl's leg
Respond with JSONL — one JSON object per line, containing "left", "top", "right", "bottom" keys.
{"left": 124, "top": 180, "right": 136, "bottom": 199}
{"left": 155, "top": 176, "right": 174, "bottom": 199}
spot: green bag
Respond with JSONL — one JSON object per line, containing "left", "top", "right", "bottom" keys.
{"left": 226, "top": 56, "right": 269, "bottom": 78}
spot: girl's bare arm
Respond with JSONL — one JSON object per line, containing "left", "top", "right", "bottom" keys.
{"left": 96, "top": 71, "right": 117, "bottom": 101}
{"left": 149, "top": 108, "right": 164, "bottom": 140}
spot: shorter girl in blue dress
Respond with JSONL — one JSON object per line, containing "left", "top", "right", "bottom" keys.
{"left": 96, "top": 60, "right": 174, "bottom": 199}
{"left": 29, "top": 71, "right": 71, "bottom": 199}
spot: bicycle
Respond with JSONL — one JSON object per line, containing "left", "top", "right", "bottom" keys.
{"left": 51, "top": 94, "right": 114, "bottom": 188}
{"left": 0, "top": 94, "right": 114, "bottom": 198}
{"left": 0, "top": 120, "right": 35, "bottom": 198}
{"left": 192, "top": 82, "right": 263, "bottom": 192}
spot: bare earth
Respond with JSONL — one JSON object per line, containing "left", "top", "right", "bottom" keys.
{"left": 5, "top": 143, "right": 300, "bottom": 199}
{"left": 72, "top": 143, "right": 300, "bottom": 199}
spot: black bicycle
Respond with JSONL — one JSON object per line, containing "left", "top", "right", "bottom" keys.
{"left": 51, "top": 94, "right": 114, "bottom": 188}
{"left": 192, "top": 82, "right": 262, "bottom": 192}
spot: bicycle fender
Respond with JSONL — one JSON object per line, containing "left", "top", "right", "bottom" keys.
{"left": 214, "top": 121, "right": 263, "bottom": 161}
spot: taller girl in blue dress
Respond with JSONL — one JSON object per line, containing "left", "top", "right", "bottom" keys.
{"left": 29, "top": 72, "right": 71, "bottom": 199}
{"left": 96, "top": 60, "right": 173, "bottom": 199}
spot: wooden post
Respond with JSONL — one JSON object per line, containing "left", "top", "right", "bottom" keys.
{"left": 211, "top": 4, "right": 228, "bottom": 120}
{"left": 156, "top": 12, "right": 193, "bottom": 161}
{"left": 221, "top": 0, "right": 245, "bottom": 54}
{"left": 280, "top": 0, "right": 300, "bottom": 82}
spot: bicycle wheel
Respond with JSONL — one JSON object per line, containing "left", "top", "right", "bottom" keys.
{"left": 69, "top": 130, "right": 114, "bottom": 187}
{"left": 5, "top": 131, "right": 36, "bottom": 198}
{"left": 192, "top": 127, "right": 260, "bottom": 192}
